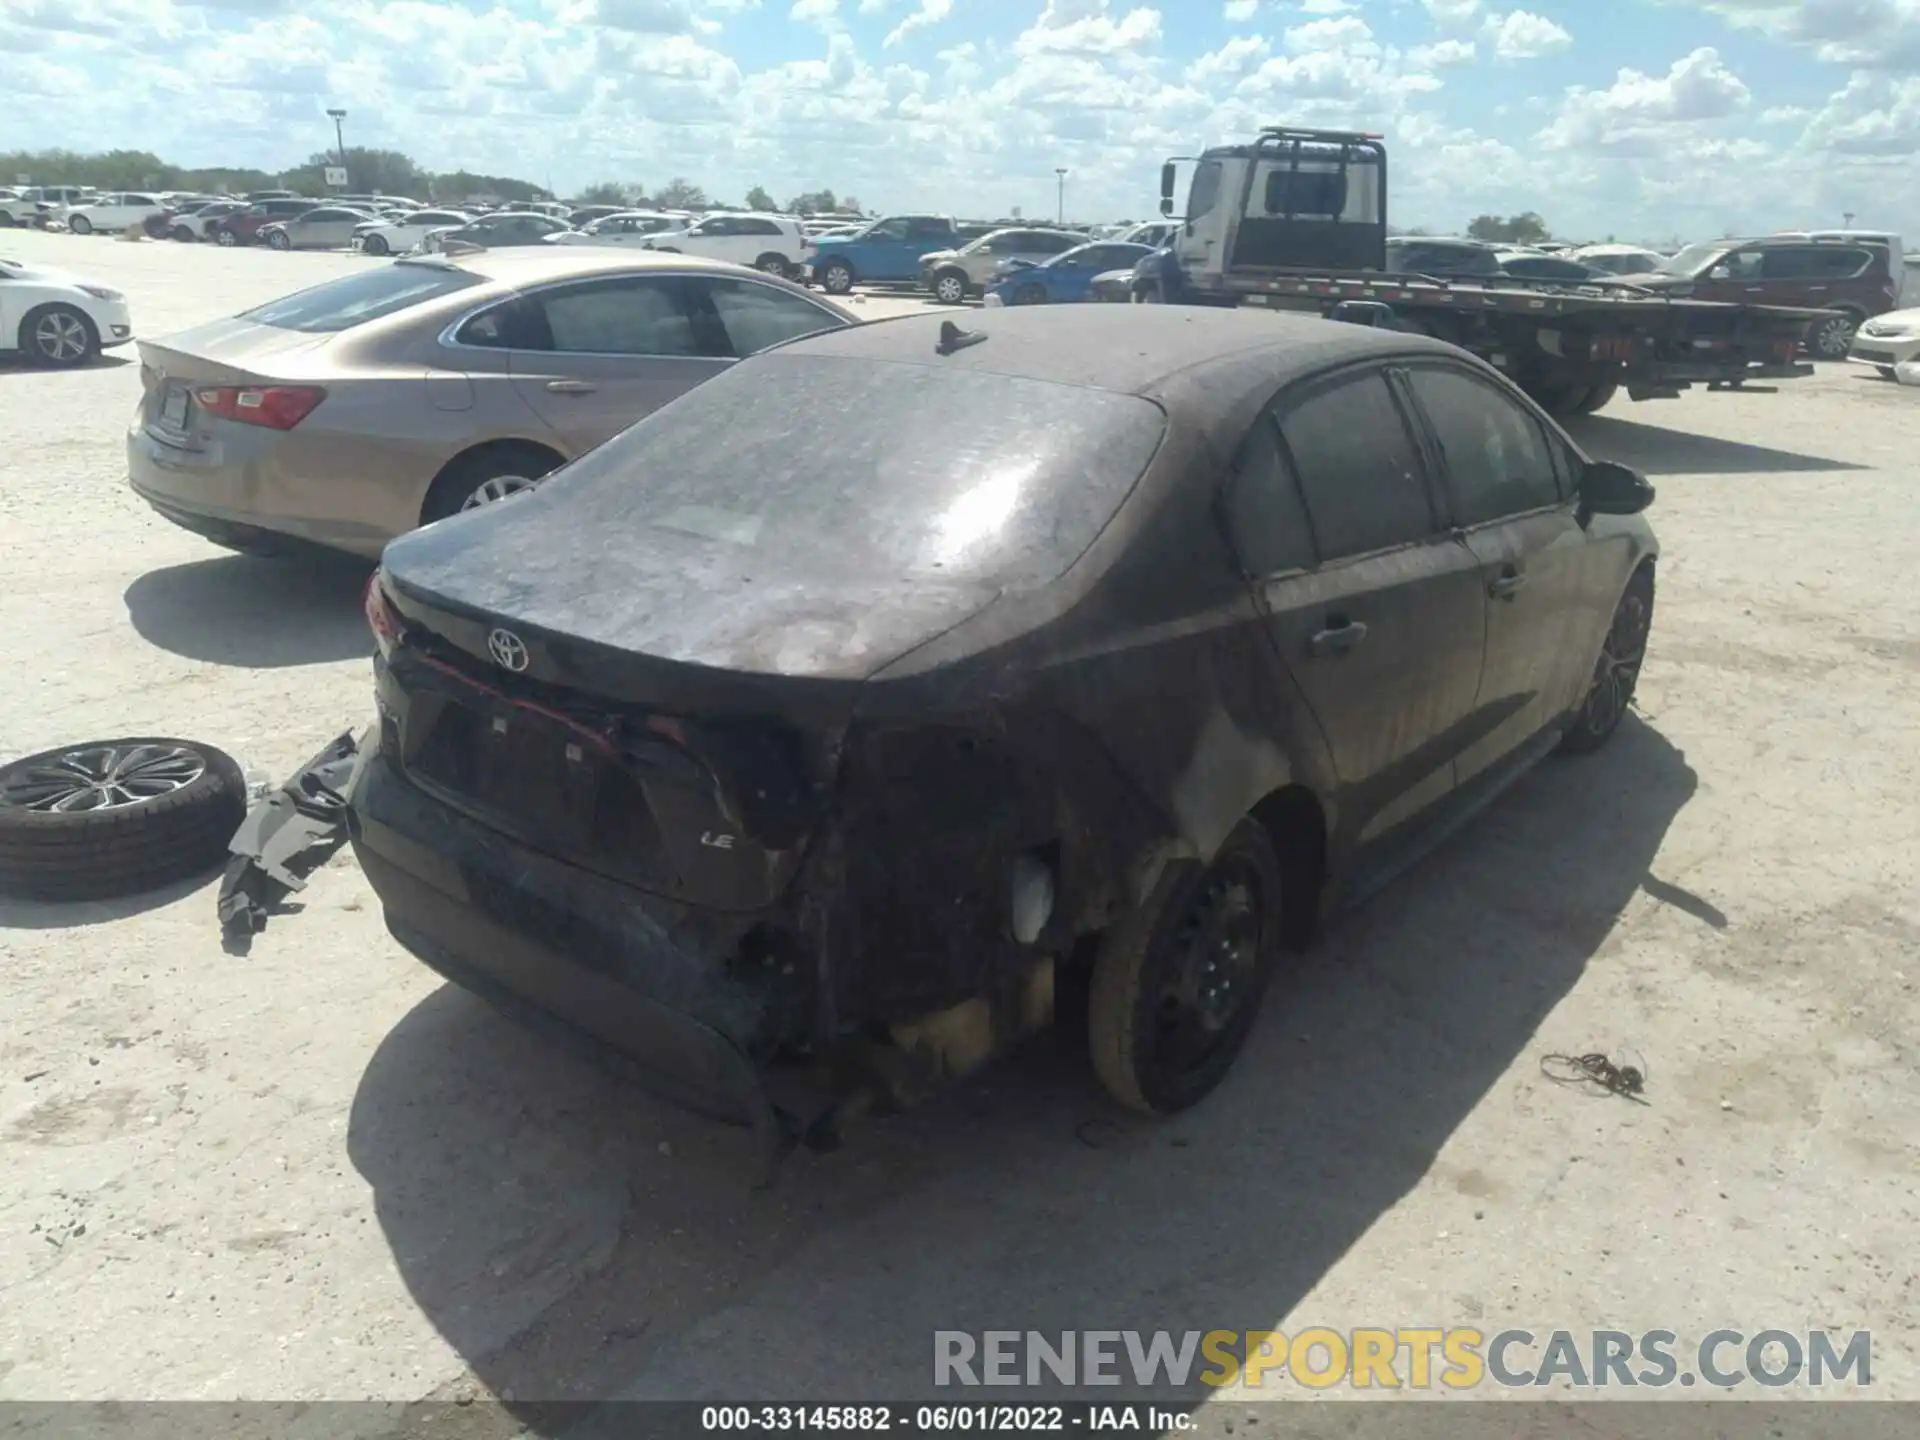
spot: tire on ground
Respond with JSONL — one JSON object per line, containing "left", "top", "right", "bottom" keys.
{"left": 0, "top": 738, "right": 248, "bottom": 902}
{"left": 1574, "top": 380, "right": 1619, "bottom": 414}
{"left": 1087, "top": 818, "right": 1287, "bottom": 1115}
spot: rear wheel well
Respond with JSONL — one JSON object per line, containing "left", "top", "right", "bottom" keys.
{"left": 420, "top": 439, "right": 566, "bottom": 526}
{"left": 1249, "top": 784, "right": 1327, "bottom": 951}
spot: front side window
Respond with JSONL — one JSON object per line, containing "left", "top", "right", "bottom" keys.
{"left": 1277, "top": 371, "right": 1435, "bottom": 560}
{"left": 536, "top": 277, "right": 702, "bottom": 355}
{"left": 1402, "top": 366, "right": 1561, "bottom": 526}
{"left": 1186, "top": 161, "right": 1223, "bottom": 221}
{"left": 866, "top": 218, "right": 911, "bottom": 240}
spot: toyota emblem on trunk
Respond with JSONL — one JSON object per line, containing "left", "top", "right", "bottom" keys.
{"left": 487, "top": 628, "right": 530, "bottom": 672}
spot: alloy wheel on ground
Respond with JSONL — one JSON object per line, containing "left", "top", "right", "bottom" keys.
{"left": 934, "top": 273, "right": 967, "bottom": 304}
{"left": 0, "top": 744, "right": 206, "bottom": 814}
{"left": 30, "top": 308, "right": 91, "bottom": 365}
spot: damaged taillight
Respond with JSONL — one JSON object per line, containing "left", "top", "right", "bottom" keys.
{"left": 364, "top": 571, "right": 405, "bottom": 658}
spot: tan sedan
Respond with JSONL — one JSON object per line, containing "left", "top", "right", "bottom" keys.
{"left": 127, "top": 250, "right": 856, "bottom": 559}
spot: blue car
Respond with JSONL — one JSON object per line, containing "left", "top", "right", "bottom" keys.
{"left": 983, "top": 241, "right": 1159, "bottom": 306}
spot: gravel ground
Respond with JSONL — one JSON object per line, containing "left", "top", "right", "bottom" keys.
{"left": 1, "top": 231, "right": 1916, "bottom": 1418}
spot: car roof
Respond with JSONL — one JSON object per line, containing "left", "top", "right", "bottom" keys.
{"left": 769, "top": 305, "right": 1457, "bottom": 400}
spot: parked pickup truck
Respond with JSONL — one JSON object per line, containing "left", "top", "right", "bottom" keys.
{"left": 806, "top": 215, "right": 959, "bottom": 295}
{"left": 1129, "top": 126, "right": 1825, "bottom": 417}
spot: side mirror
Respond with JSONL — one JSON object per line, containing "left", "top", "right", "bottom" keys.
{"left": 1708, "top": 265, "right": 1731, "bottom": 280}
{"left": 1579, "top": 460, "right": 1655, "bottom": 516}
{"left": 1159, "top": 162, "right": 1176, "bottom": 218}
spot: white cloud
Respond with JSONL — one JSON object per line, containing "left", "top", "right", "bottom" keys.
{"left": 1669, "top": 0, "right": 1920, "bottom": 74}
{"left": 883, "top": 0, "right": 950, "bottom": 46}
{"left": 1013, "top": 0, "right": 1162, "bottom": 56}
{"left": 1284, "top": 15, "right": 1373, "bottom": 53}
{"left": 1481, "top": 10, "right": 1570, "bottom": 60}
{"left": 1223, "top": 0, "right": 1257, "bottom": 19}
{"left": 1188, "top": 34, "right": 1269, "bottom": 88}
{"left": 1422, "top": 0, "right": 1482, "bottom": 26}
{"left": 789, "top": 0, "right": 836, "bottom": 20}
{"left": 1540, "top": 47, "right": 1752, "bottom": 150}
{"left": 1410, "top": 38, "right": 1476, "bottom": 68}
{"left": 1300, "top": 0, "right": 1356, "bottom": 12}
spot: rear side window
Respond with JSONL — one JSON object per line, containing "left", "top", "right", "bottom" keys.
{"left": 1277, "top": 371, "right": 1435, "bottom": 560}
{"left": 1811, "top": 247, "right": 1871, "bottom": 277}
{"left": 1263, "top": 169, "right": 1346, "bottom": 218}
{"left": 702, "top": 279, "right": 843, "bottom": 356}
{"left": 1402, "top": 366, "right": 1562, "bottom": 525}
{"left": 1225, "top": 417, "right": 1317, "bottom": 576}
{"left": 236, "top": 264, "right": 483, "bottom": 333}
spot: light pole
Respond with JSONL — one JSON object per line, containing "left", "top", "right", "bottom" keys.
{"left": 1842, "top": 211, "right": 1855, "bottom": 228}
{"left": 326, "top": 108, "right": 348, "bottom": 190}
{"left": 1055, "top": 167, "right": 1068, "bottom": 225}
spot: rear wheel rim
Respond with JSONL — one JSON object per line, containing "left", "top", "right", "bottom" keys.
{"left": 0, "top": 743, "right": 205, "bottom": 813}
{"left": 936, "top": 276, "right": 964, "bottom": 302}
{"left": 461, "top": 475, "right": 537, "bottom": 510}
{"left": 1148, "top": 856, "right": 1268, "bottom": 1084}
{"left": 34, "top": 311, "right": 88, "bottom": 362}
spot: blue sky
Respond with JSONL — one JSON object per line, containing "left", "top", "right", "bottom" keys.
{"left": 2, "top": 0, "right": 1916, "bottom": 243}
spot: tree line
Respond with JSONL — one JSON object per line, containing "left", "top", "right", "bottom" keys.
{"left": 2, "top": 146, "right": 864, "bottom": 214}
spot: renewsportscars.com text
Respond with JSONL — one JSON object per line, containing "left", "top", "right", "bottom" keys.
{"left": 933, "top": 1328, "right": 1873, "bottom": 1391}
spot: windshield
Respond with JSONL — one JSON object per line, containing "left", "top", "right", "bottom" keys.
{"left": 534, "top": 354, "right": 1167, "bottom": 587}
{"left": 235, "top": 263, "right": 483, "bottom": 333}
{"left": 1658, "top": 243, "right": 1728, "bottom": 276}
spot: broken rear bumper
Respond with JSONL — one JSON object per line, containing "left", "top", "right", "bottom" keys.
{"left": 346, "top": 751, "right": 791, "bottom": 1149}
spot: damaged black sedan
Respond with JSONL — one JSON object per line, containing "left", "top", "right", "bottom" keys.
{"left": 347, "top": 305, "right": 1657, "bottom": 1155}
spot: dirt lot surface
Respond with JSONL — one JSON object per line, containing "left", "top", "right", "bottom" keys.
{"left": 2, "top": 231, "right": 1916, "bottom": 1420}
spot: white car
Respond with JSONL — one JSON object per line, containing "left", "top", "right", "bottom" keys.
{"left": 0, "top": 257, "right": 132, "bottom": 367}
{"left": 61, "top": 192, "right": 171, "bottom": 237}
{"left": 350, "top": 208, "right": 474, "bottom": 256}
{"left": 1569, "top": 244, "right": 1668, "bottom": 277}
{"left": 1847, "top": 306, "right": 1920, "bottom": 377}
{"left": 635, "top": 212, "right": 812, "bottom": 277}
{"left": 545, "top": 210, "right": 684, "bottom": 248}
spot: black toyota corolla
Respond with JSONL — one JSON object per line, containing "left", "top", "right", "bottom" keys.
{"left": 347, "top": 305, "right": 1657, "bottom": 1158}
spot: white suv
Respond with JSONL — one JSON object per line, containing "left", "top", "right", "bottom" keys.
{"left": 640, "top": 213, "right": 812, "bottom": 278}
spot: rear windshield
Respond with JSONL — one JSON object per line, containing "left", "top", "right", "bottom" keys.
{"left": 235, "top": 263, "right": 483, "bottom": 333}
{"left": 540, "top": 355, "right": 1167, "bottom": 587}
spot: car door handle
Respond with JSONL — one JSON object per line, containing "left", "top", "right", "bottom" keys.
{"left": 545, "top": 379, "right": 598, "bottom": 394}
{"left": 1307, "top": 619, "right": 1368, "bottom": 656}
{"left": 1488, "top": 572, "right": 1527, "bottom": 599}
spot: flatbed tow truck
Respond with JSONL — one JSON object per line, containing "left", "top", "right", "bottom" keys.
{"left": 1126, "top": 126, "right": 1822, "bottom": 416}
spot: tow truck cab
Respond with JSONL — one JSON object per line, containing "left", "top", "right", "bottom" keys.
{"left": 1158, "top": 127, "right": 1388, "bottom": 279}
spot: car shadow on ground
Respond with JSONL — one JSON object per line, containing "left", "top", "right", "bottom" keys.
{"left": 124, "top": 554, "right": 374, "bottom": 668}
{"left": 0, "top": 354, "right": 134, "bottom": 374}
{"left": 346, "top": 714, "right": 1697, "bottom": 1417}
{"left": 1563, "top": 414, "right": 1865, "bottom": 476}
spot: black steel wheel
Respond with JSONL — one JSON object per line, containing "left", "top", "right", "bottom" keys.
{"left": 1560, "top": 570, "right": 1654, "bottom": 754}
{"left": 1088, "top": 818, "right": 1286, "bottom": 1114}
{"left": 0, "top": 738, "right": 247, "bottom": 901}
